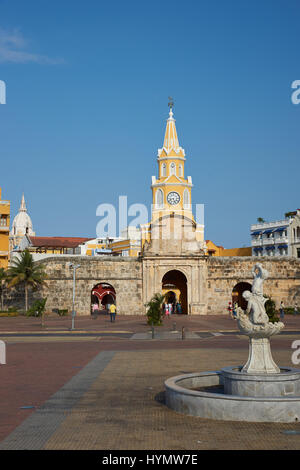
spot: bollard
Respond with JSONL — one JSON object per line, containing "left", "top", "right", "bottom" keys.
{"left": 0, "top": 340, "right": 6, "bottom": 364}
{"left": 172, "top": 322, "right": 176, "bottom": 332}
{"left": 151, "top": 326, "right": 155, "bottom": 339}
{"left": 182, "top": 326, "right": 185, "bottom": 340}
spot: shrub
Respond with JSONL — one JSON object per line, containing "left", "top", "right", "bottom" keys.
{"left": 265, "top": 297, "right": 279, "bottom": 323}
{"left": 57, "top": 309, "right": 68, "bottom": 316}
{"left": 26, "top": 298, "right": 47, "bottom": 317}
{"left": 146, "top": 293, "right": 165, "bottom": 326}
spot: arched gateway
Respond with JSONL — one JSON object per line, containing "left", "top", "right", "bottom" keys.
{"left": 232, "top": 282, "right": 252, "bottom": 310}
{"left": 91, "top": 283, "right": 116, "bottom": 313}
{"left": 162, "top": 270, "right": 188, "bottom": 314}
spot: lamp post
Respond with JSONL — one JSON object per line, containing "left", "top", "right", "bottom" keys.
{"left": 68, "top": 263, "right": 81, "bottom": 330}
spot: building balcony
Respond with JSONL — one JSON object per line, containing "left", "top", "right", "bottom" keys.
{"left": 0, "top": 251, "right": 8, "bottom": 256}
{"left": 251, "top": 239, "right": 263, "bottom": 246}
{"left": 251, "top": 219, "right": 289, "bottom": 231}
{"left": 274, "top": 237, "right": 289, "bottom": 244}
{"left": 0, "top": 225, "right": 9, "bottom": 232}
{"left": 262, "top": 238, "right": 275, "bottom": 246}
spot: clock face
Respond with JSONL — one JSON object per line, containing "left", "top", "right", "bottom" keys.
{"left": 167, "top": 191, "right": 181, "bottom": 205}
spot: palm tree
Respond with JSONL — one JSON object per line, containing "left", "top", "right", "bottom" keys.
{"left": 0, "top": 268, "right": 7, "bottom": 311}
{"left": 257, "top": 217, "right": 265, "bottom": 223}
{"left": 7, "top": 250, "right": 47, "bottom": 313}
{"left": 146, "top": 293, "right": 166, "bottom": 326}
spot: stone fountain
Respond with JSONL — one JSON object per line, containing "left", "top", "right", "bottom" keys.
{"left": 165, "top": 263, "right": 300, "bottom": 422}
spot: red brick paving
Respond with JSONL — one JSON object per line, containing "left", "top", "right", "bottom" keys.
{"left": 1, "top": 312, "right": 300, "bottom": 333}
{"left": 0, "top": 313, "right": 299, "bottom": 444}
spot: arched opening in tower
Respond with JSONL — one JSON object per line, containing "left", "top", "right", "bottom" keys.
{"left": 162, "top": 270, "right": 188, "bottom": 314}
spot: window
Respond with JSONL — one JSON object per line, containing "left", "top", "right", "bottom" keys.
{"left": 183, "top": 189, "right": 190, "bottom": 209}
{"left": 179, "top": 164, "right": 183, "bottom": 177}
{"left": 170, "top": 162, "right": 176, "bottom": 175}
{"left": 155, "top": 189, "right": 164, "bottom": 209}
{"left": 161, "top": 163, "right": 166, "bottom": 177}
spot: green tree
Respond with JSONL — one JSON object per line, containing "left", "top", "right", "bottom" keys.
{"left": 0, "top": 268, "right": 7, "bottom": 311}
{"left": 7, "top": 250, "right": 47, "bottom": 313}
{"left": 264, "top": 296, "right": 279, "bottom": 323}
{"left": 257, "top": 217, "right": 265, "bottom": 223}
{"left": 145, "top": 293, "right": 165, "bottom": 326}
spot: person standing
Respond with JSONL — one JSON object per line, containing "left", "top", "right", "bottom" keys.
{"left": 176, "top": 302, "right": 182, "bottom": 314}
{"left": 228, "top": 301, "right": 233, "bottom": 318}
{"left": 294, "top": 302, "right": 299, "bottom": 315}
{"left": 168, "top": 303, "right": 173, "bottom": 315}
{"left": 233, "top": 302, "right": 238, "bottom": 320}
{"left": 109, "top": 303, "right": 117, "bottom": 322}
{"left": 279, "top": 301, "right": 285, "bottom": 320}
{"left": 165, "top": 304, "right": 170, "bottom": 318}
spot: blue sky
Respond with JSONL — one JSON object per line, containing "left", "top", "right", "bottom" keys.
{"left": 0, "top": 0, "right": 299, "bottom": 248}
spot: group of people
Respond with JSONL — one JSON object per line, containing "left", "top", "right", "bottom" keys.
{"left": 92, "top": 302, "right": 117, "bottom": 322}
{"left": 227, "top": 300, "right": 299, "bottom": 320}
{"left": 227, "top": 301, "right": 238, "bottom": 320}
{"left": 163, "top": 301, "right": 183, "bottom": 317}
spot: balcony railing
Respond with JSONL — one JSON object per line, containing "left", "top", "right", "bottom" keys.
{"left": 251, "top": 219, "right": 290, "bottom": 231}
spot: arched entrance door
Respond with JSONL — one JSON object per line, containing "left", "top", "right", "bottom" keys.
{"left": 91, "top": 283, "right": 116, "bottom": 314}
{"left": 162, "top": 270, "right": 188, "bottom": 314}
{"left": 232, "top": 282, "right": 252, "bottom": 310}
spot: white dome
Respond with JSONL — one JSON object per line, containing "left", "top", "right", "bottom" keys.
{"left": 10, "top": 194, "right": 34, "bottom": 237}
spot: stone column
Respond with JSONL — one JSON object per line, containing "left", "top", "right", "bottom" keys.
{"left": 242, "top": 337, "right": 280, "bottom": 374}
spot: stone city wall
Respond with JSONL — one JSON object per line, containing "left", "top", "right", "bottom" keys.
{"left": 206, "top": 257, "right": 300, "bottom": 315}
{"left": 3, "top": 255, "right": 300, "bottom": 316}
{"left": 34, "top": 256, "right": 143, "bottom": 316}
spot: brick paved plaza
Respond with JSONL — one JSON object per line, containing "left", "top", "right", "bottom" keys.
{"left": 1, "top": 314, "right": 300, "bottom": 451}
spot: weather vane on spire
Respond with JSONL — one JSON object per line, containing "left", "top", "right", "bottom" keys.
{"left": 168, "top": 96, "right": 174, "bottom": 110}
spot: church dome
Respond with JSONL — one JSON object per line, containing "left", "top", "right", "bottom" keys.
{"left": 10, "top": 194, "right": 34, "bottom": 237}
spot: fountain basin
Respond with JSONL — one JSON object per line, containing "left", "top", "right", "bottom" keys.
{"left": 222, "top": 366, "right": 300, "bottom": 397}
{"left": 165, "top": 369, "right": 300, "bottom": 422}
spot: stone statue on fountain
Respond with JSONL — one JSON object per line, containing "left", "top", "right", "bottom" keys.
{"left": 235, "top": 263, "right": 284, "bottom": 374}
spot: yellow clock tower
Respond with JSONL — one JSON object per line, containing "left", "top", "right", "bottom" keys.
{"left": 151, "top": 105, "right": 193, "bottom": 221}
{"left": 141, "top": 105, "right": 205, "bottom": 255}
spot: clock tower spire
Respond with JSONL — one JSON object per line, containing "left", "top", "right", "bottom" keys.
{"left": 151, "top": 103, "right": 193, "bottom": 220}
{"left": 140, "top": 102, "right": 205, "bottom": 256}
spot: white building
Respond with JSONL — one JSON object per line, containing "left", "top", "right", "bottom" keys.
{"left": 9, "top": 194, "right": 35, "bottom": 252}
{"left": 251, "top": 210, "right": 300, "bottom": 258}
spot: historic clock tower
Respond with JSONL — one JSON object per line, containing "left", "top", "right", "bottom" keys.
{"left": 151, "top": 104, "right": 193, "bottom": 222}
{"left": 141, "top": 103, "right": 205, "bottom": 254}
{"left": 141, "top": 102, "right": 207, "bottom": 316}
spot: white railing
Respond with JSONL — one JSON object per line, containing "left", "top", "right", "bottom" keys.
{"left": 251, "top": 240, "right": 261, "bottom": 246}
{"left": 0, "top": 200, "right": 10, "bottom": 205}
{"left": 274, "top": 237, "right": 289, "bottom": 244}
{"left": 251, "top": 219, "right": 290, "bottom": 231}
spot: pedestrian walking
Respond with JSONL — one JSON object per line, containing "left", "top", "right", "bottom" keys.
{"left": 109, "top": 303, "right": 117, "bottom": 322}
{"left": 168, "top": 303, "right": 173, "bottom": 315}
{"left": 176, "top": 302, "right": 182, "bottom": 314}
{"left": 279, "top": 301, "right": 285, "bottom": 320}
{"left": 165, "top": 304, "right": 170, "bottom": 318}
{"left": 233, "top": 302, "right": 238, "bottom": 320}
{"left": 228, "top": 301, "right": 233, "bottom": 318}
{"left": 294, "top": 302, "right": 299, "bottom": 315}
